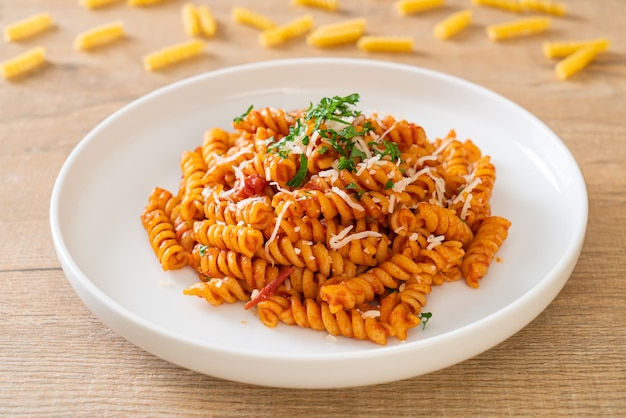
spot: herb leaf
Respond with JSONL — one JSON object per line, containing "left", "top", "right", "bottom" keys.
{"left": 233, "top": 105, "right": 253, "bottom": 123}
{"left": 419, "top": 312, "right": 432, "bottom": 330}
{"left": 286, "top": 154, "right": 308, "bottom": 188}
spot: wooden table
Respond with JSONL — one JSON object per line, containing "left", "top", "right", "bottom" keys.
{"left": 2, "top": 0, "right": 625, "bottom": 415}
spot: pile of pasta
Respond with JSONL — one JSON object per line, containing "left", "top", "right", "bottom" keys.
{"left": 141, "top": 93, "right": 511, "bottom": 345}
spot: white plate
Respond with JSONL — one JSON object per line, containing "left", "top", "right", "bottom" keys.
{"left": 50, "top": 58, "right": 587, "bottom": 389}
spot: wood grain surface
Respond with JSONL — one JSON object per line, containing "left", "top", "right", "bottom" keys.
{"left": 1, "top": 0, "right": 625, "bottom": 416}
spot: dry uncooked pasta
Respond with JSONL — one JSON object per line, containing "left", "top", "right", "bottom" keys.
{"left": 74, "top": 21, "right": 125, "bottom": 50}
{"left": 141, "top": 94, "right": 511, "bottom": 345}
{"left": 542, "top": 38, "right": 610, "bottom": 59}
{"left": 357, "top": 36, "right": 414, "bottom": 53}
{"left": 142, "top": 39, "right": 205, "bottom": 71}
{"left": 80, "top": 0, "right": 124, "bottom": 9}
{"left": 306, "top": 18, "right": 366, "bottom": 48}
{"left": 4, "top": 13, "right": 54, "bottom": 42}
{"left": 395, "top": 0, "right": 444, "bottom": 15}
{"left": 0, "top": 47, "right": 46, "bottom": 79}
{"left": 471, "top": 0, "right": 523, "bottom": 13}
{"left": 181, "top": 3, "right": 202, "bottom": 37}
{"left": 292, "top": 0, "right": 339, "bottom": 12}
{"left": 197, "top": 5, "right": 217, "bottom": 37}
{"left": 486, "top": 17, "right": 550, "bottom": 41}
{"left": 128, "top": 0, "right": 168, "bottom": 6}
{"left": 231, "top": 7, "right": 277, "bottom": 31}
{"left": 520, "top": 0, "right": 566, "bottom": 16}
{"left": 259, "top": 14, "right": 314, "bottom": 47}
{"left": 433, "top": 9, "right": 472, "bottom": 40}
{"left": 554, "top": 44, "right": 605, "bottom": 80}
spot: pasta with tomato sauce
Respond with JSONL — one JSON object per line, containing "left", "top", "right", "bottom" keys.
{"left": 141, "top": 93, "right": 511, "bottom": 345}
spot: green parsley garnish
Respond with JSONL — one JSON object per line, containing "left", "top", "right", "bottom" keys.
{"left": 419, "top": 312, "right": 432, "bottom": 330}
{"left": 385, "top": 179, "right": 394, "bottom": 190}
{"left": 369, "top": 139, "right": 402, "bottom": 162}
{"left": 233, "top": 104, "right": 253, "bottom": 123}
{"left": 198, "top": 244, "right": 209, "bottom": 257}
{"left": 286, "top": 154, "right": 309, "bottom": 188}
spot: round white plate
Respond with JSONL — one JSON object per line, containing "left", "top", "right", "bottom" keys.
{"left": 50, "top": 58, "right": 587, "bottom": 389}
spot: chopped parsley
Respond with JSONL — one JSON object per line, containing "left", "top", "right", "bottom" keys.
{"left": 264, "top": 93, "right": 404, "bottom": 187}
{"left": 198, "top": 244, "right": 209, "bottom": 257}
{"left": 286, "top": 154, "right": 308, "bottom": 188}
{"left": 419, "top": 312, "right": 432, "bottom": 330}
{"left": 233, "top": 104, "right": 253, "bottom": 123}
{"left": 385, "top": 179, "right": 394, "bottom": 190}
{"left": 369, "top": 139, "right": 402, "bottom": 162}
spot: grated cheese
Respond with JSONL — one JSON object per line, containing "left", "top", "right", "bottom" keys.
{"left": 235, "top": 196, "right": 266, "bottom": 211}
{"left": 416, "top": 155, "right": 438, "bottom": 166}
{"left": 451, "top": 177, "right": 482, "bottom": 205}
{"left": 361, "top": 310, "right": 381, "bottom": 319}
{"left": 212, "top": 144, "right": 253, "bottom": 166}
{"left": 270, "top": 181, "right": 293, "bottom": 195}
{"left": 460, "top": 192, "right": 473, "bottom": 220}
{"left": 329, "top": 225, "right": 382, "bottom": 250}
{"left": 264, "top": 200, "right": 292, "bottom": 254}
{"left": 331, "top": 186, "right": 365, "bottom": 212}
{"left": 388, "top": 194, "right": 396, "bottom": 213}
{"left": 305, "top": 130, "right": 320, "bottom": 157}
{"left": 426, "top": 234, "right": 445, "bottom": 250}
{"left": 356, "top": 154, "right": 382, "bottom": 176}
{"left": 432, "top": 136, "right": 454, "bottom": 157}
{"left": 318, "top": 168, "right": 339, "bottom": 184}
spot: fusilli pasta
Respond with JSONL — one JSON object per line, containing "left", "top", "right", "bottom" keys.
{"left": 142, "top": 93, "right": 511, "bottom": 344}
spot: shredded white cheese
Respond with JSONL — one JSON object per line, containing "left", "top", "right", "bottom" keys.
{"left": 460, "top": 192, "right": 473, "bottom": 220}
{"left": 212, "top": 144, "right": 253, "bottom": 166}
{"left": 361, "top": 310, "right": 381, "bottom": 319}
{"left": 450, "top": 178, "right": 482, "bottom": 205}
{"left": 270, "top": 181, "right": 293, "bottom": 195}
{"left": 329, "top": 226, "right": 382, "bottom": 250}
{"left": 426, "top": 234, "right": 445, "bottom": 250}
{"left": 264, "top": 200, "right": 292, "bottom": 254}
{"left": 331, "top": 186, "right": 364, "bottom": 212}
{"left": 388, "top": 194, "right": 396, "bottom": 213}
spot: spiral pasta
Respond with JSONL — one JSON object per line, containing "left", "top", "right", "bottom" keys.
{"left": 142, "top": 93, "right": 511, "bottom": 344}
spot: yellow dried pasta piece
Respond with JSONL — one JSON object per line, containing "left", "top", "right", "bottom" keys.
{"left": 259, "top": 14, "right": 314, "bottom": 47}
{"left": 555, "top": 44, "right": 603, "bottom": 80}
{"left": 357, "top": 36, "right": 414, "bottom": 53}
{"left": 520, "top": 0, "right": 566, "bottom": 16}
{"left": 197, "top": 5, "right": 217, "bottom": 37}
{"left": 74, "top": 21, "right": 125, "bottom": 50}
{"left": 306, "top": 18, "right": 366, "bottom": 47}
{"left": 128, "top": 0, "right": 168, "bottom": 6}
{"left": 4, "top": 13, "right": 54, "bottom": 42}
{"left": 542, "top": 38, "right": 610, "bottom": 59}
{"left": 79, "top": 0, "right": 124, "bottom": 9}
{"left": 486, "top": 17, "right": 550, "bottom": 41}
{"left": 433, "top": 9, "right": 472, "bottom": 40}
{"left": 181, "top": 3, "right": 201, "bottom": 37}
{"left": 292, "top": 0, "right": 339, "bottom": 12}
{"left": 471, "top": 0, "right": 523, "bottom": 13}
{"left": 1, "top": 47, "right": 46, "bottom": 80}
{"left": 231, "top": 7, "right": 277, "bottom": 31}
{"left": 142, "top": 39, "right": 205, "bottom": 71}
{"left": 395, "top": 0, "right": 444, "bottom": 15}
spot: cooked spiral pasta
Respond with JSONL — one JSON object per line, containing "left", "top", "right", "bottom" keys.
{"left": 461, "top": 216, "right": 511, "bottom": 287}
{"left": 142, "top": 93, "right": 511, "bottom": 344}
